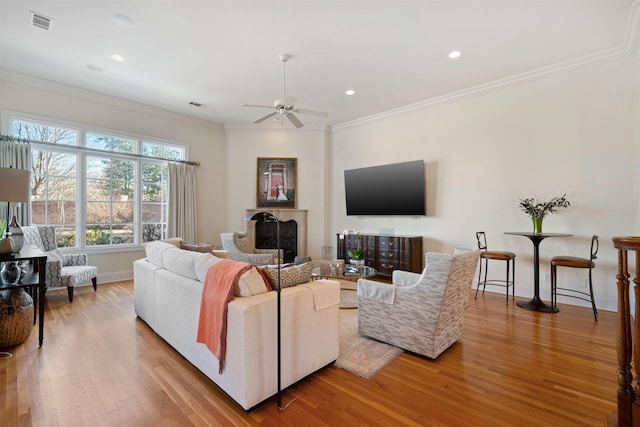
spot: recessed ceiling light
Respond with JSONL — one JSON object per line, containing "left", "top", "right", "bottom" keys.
{"left": 345, "top": 89, "right": 355, "bottom": 96}
{"left": 448, "top": 50, "right": 462, "bottom": 59}
{"left": 86, "top": 64, "right": 103, "bottom": 72}
{"left": 111, "top": 54, "right": 125, "bottom": 62}
{"left": 111, "top": 13, "right": 135, "bottom": 29}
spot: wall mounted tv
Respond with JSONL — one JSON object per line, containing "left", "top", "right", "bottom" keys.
{"left": 344, "top": 160, "right": 426, "bottom": 216}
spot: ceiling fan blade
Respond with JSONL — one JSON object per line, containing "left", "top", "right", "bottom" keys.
{"left": 241, "top": 103, "right": 274, "bottom": 109}
{"left": 253, "top": 112, "right": 278, "bottom": 124}
{"left": 294, "top": 108, "right": 329, "bottom": 118}
{"left": 283, "top": 96, "right": 298, "bottom": 108}
{"left": 286, "top": 112, "right": 304, "bottom": 128}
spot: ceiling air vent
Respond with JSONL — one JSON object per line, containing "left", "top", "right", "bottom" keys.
{"left": 30, "top": 11, "right": 53, "bottom": 31}
{"left": 189, "top": 101, "right": 206, "bottom": 108}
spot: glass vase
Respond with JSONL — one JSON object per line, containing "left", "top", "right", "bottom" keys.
{"left": 532, "top": 217, "right": 543, "bottom": 234}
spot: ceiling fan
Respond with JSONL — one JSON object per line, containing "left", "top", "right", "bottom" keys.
{"left": 241, "top": 54, "right": 328, "bottom": 128}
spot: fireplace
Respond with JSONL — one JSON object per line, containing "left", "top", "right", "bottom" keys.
{"left": 245, "top": 209, "right": 308, "bottom": 262}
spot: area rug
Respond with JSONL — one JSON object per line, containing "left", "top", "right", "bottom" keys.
{"left": 335, "top": 309, "right": 403, "bottom": 379}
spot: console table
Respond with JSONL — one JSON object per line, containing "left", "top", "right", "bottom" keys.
{"left": 0, "top": 244, "right": 47, "bottom": 346}
{"left": 336, "top": 233, "right": 423, "bottom": 280}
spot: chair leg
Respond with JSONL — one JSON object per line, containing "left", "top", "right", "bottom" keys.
{"left": 505, "top": 260, "right": 510, "bottom": 305}
{"left": 67, "top": 286, "right": 73, "bottom": 303}
{"left": 511, "top": 258, "right": 515, "bottom": 300}
{"left": 92, "top": 277, "right": 97, "bottom": 292}
{"left": 588, "top": 268, "right": 598, "bottom": 322}
{"left": 475, "top": 258, "right": 483, "bottom": 299}
{"left": 551, "top": 265, "right": 556, "bottom": 313}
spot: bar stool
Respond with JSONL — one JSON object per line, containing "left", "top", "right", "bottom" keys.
{"left": 550, "top": 235, "right": 598, "bottom": 321}
{"left": 475, "top": 231, "right": 516, "bottom": 304}
{"left": 610, "top": 236, "right": 640, "bottom": 426}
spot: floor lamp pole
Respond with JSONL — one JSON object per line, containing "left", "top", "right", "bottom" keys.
{"left": 276, "top": 218, "right": 281, "bottom": 409}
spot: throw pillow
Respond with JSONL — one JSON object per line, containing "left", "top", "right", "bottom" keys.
{"left": 145, "top": 241, "right": 176, "bottom": 268}
{"left": 181, "top": 242, "right": 214, "bottom": 253}
{"left": 236, "top": 266, "right": 272, "bottom": 297}
{"left": 260, "top": 262, "right": 313, "bottom": 289}
{"left": 160, "top": 237, "right": 184, "bottom": 247}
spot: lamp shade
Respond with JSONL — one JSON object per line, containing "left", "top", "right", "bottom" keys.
{"left": 0, "top": 167, "right": 31, "bottom": 202}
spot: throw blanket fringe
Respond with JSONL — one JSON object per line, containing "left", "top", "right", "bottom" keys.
{"left": 196, "top": 259, "right": 255, "bottom": 374}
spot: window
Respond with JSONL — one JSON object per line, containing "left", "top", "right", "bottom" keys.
{"left": 10, "top": 115, "right": 185, "bottom": 249}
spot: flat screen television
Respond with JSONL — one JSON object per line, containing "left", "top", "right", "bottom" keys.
{"left": 344, "top": 160, "right": 426, "bottom": 216}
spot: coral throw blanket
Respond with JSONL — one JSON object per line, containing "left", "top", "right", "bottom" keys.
{"left": 196, "top": 259, "right": 254, "bottom": 374}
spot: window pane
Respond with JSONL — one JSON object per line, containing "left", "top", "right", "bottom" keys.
{"left": 86, "top": 202, "right": 111, "bottom": 223}
{"left": 112, "top": 224, "right": 134, "bottom": 244}
{"left": 86, "top": 225, "right": 111, "bottom": 246}
{"left": 142, "top": 203, "right": 164, "bottom": 222}
{"left": 143, "top": 223, "right": 164, "bottom": 243}
{"left": 13, "top": 121, "right": 77, "bottom": 145}
{"left": 87, "top": 179, "right": 110, "bottom": 201}
{"left": 86, "top": 133, "right": 135, "bottom": 153}
{"left": 56, "top": 226, "right": 76, "bottom": 247}
{"left": 46, "top": 201, "right": 76, "bottom": 225}
{"left": 113, "top": 202, "right": 134, "bottom": 223}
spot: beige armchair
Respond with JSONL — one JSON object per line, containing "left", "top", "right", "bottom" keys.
{"left": 22, "top": 226, "right": 97, "bottom": 303}
{"left": 357, "top": 250, "right": 479, "bottom": 359}
{"left": 220, "top": 232, "right": 282, "bottom": 265}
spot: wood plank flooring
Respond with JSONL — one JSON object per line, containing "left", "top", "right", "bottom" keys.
{"left": 0, "top": 281, "right": 616, "bottom": 426}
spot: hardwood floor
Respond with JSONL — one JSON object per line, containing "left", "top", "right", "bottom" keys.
{"left": 1, "top": 281, "right": 616, "bottom": 426}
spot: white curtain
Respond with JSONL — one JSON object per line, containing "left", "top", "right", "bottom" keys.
{"left": 0, "top": 139, "right": 32, "bottom": 226}
{"left": 167, "top": 162, "right": 197, "bottom": 243}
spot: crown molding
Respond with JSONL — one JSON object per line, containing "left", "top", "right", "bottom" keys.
{"left": 334, "top": 1, "right": 640, "bottom": 132}
{"left": 0, "top": 68, "right": 224, "bottom": 129}
{"left": 224, "top": 122, "right": 328, "bottom": 132}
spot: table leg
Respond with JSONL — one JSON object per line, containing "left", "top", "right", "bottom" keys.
{"left": 37, "top": 258, "right": 45, "bottom": 346}
{"left": 516, "top": 238, "right": 558, "bottom": 313}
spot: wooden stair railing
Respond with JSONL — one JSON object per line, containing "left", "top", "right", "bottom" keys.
{"left": 610, "top": 236, "right": 640, "bottom": 427}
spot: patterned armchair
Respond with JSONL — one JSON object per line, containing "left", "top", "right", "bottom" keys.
{"left": 22, "top": 226, "right": 98, "bottom": 303}
{"left": 220, "top": 232, "right": 282, "bottom": 265}
{"left": 357, "top": 250, "right": 480, "bottom": 359}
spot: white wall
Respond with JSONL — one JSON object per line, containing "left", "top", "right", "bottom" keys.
{"left": 0, "top": 75, "right": 226, "bottom": 283}
{"left": 331, "top": 57, "right": 635, "bottom": 312}
{"left": 224, "top": 126, "right": 330, "bottom": 259}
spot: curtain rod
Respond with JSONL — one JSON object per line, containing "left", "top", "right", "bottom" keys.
{"left": 0, "top": 134, "right": 201, "bottom": 166}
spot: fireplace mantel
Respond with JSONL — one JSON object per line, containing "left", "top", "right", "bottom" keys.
{"left": 245, "top": 209, "right": 308, "bottom": 257}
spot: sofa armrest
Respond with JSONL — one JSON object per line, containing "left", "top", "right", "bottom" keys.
{"left": 357, "top": 278, "right": 396, "bottom": 304}
{"left": 63, "top": 253, "right": 88, "bottom": 266}
{"left": 44, "top": 259, "right": 62, "bottom": 288}
{"left": 392, "top": 270, "right": 420, "bottom": 286}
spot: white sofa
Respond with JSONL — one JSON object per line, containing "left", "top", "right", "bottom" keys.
{"left": 133, "top": 241, "right": 340, "bottom": 410}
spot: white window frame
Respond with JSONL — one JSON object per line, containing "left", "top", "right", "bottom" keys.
{"left": 2, "top": 110, "right": 187, "bottom": 254}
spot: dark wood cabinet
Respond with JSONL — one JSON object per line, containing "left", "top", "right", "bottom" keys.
{"left": 336, "top": 233, "right": 423, "bottom": 280}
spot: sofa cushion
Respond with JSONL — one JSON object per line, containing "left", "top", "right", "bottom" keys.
{"left": 195, "top": 254, "right": 225, "bottom": 282}
{"left": 260, "top": 262, "right": 313, "bottom": 289}
{"left": 162, "top": 246, "right": 213, "bottom": 281}
{"left": 145, "top": 241, "right": 177, "bottom": 268}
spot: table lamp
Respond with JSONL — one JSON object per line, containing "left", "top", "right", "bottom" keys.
{"left": 0, "top": 167, "right": 31, "bottom": 254}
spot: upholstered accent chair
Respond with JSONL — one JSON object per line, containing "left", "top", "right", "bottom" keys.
{"left": 220, "top": 232, "right": 282, "bottom": 265}
{"left": 22, "top": 226, "right": 98, "bottom": 303}
{"left": 357, "top": 250, "right": 480, "bottom": 359}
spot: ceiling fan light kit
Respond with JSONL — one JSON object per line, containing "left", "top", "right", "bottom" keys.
{"left": 241, "top": 54, "right": 328, "bottom": 128}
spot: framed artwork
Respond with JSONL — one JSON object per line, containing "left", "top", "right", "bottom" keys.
{"left": 256, "top": 157, "right": 297, "bottom": 209}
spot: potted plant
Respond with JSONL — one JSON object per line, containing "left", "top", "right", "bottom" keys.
{"left": 347, "top": 248, "right": 366, "bottom": 267}
{"left": 519, "top": 194, "right": 570, "bottom": 234}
